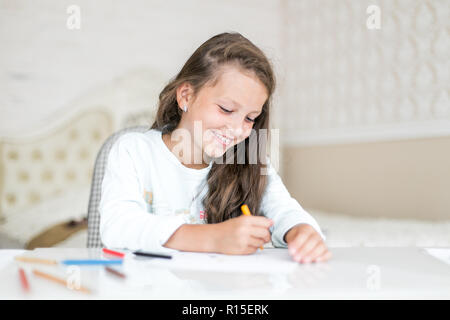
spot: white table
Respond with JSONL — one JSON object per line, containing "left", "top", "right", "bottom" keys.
{"left": 1, "top": 247, "right": 449, "bottom": 299}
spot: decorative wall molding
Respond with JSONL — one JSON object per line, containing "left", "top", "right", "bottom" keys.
{"left": 282, "top": 119, "right": 450, "bottom": 146}
{"left": 280, "top": 0, "right": 450, "bottom": 146}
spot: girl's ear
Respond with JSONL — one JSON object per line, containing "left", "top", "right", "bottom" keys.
{"left": 177, "top": 85, "right": 192, "bottom": 113}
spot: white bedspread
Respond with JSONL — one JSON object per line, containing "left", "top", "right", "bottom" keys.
{"left": 1, "top": 188, "right": 449, "bottom": 249}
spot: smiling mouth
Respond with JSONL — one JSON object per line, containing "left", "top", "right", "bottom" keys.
{"left": 212, "top": 131, "right": 233, "bottom": 146}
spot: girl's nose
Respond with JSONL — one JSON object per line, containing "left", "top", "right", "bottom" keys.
{"left": 225, "top": 123, "right": 244, "bottom": 140}
{"left": 226, "top": 114, "right": 252, "bottom": 140}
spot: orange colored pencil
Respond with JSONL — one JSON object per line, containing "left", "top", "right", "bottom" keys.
{"left": 15, "top": 256, "right": 58, "bottom": 265}
{"left": 240, "top": 204, "right": 264, "bottom": 250}
{"left": 32, "top": 269, "right": 91, "bottom": 294}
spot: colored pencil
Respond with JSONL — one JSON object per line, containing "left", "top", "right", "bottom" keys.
{"left": 15, "top": 256, "right": 58, "bottom": 265}
{"left": 133, "top": 251, "right": 172, "bottom": 259}
{"left": 18, "top": 267, "right": 30, "bottom": 292}
{"left": 61, "top": 259, "right": 123, "bottom": 265}
{"left": 105, "top": 266, "right": 126, "bottom": 279}
{"left": 241, "top": 204, "right": 264, "bottom": 250}
{"left": 32, "top": 269, "right": 91, "bottom": 294}
{"left": 102, "top": 248, "right": 125, "bottom": 258}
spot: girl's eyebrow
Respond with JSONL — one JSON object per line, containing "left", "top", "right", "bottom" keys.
{"left": 221, "top": 97, "right": 262, "bottom": 114}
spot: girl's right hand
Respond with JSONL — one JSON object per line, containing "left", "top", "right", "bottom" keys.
{"left": 214, "top": 215, "right": 273, "bottom": 255}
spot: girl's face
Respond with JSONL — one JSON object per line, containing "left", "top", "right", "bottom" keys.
{"left": 176, "top": 66, "right": 268, "bottom": 164}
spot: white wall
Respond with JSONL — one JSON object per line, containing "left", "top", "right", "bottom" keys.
{"left": 2, "top": 0, "right": 448, "bottom": 144}
{"left": 0, "top": 0, "right": 285, "bottom": 136}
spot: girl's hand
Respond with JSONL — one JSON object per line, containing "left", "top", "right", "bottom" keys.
{"left": 214, "top": 215, "right": 273, "bottom": 255}
{"left": 284, "top": 224, "right": 332, "bottom": 263}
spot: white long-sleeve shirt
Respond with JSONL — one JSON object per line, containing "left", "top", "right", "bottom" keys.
{"left": 99, "top": 129, "right": 325, "bottom": 253}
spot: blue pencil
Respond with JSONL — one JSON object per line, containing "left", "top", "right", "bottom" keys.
{"left": 61, "top": 259, "right": 123, "bottom": 265}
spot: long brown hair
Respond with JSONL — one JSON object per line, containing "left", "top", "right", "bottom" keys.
{"left": 151, "top": 32, "right": 276, "bottom": 223}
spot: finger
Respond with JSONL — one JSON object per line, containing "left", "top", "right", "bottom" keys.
{"left": 250, "top": 227, "right": 271, "bottom": 242}
{"left": 287, "top": 232, "right": 311, "bottom": 257}
{"left": 247, "top": 216, "right": 273, "bottom": 228}
{"left": 315, "top": 250, "right": 333, "bottom": 263}
{"left": 303, "top": 243, "right": 327, "bottom": 263}
{"left": 294, "top": 237, "right": 321, "bottom": 263}
{"left": 248, "top": 236, "right": 266, "bottom": 249}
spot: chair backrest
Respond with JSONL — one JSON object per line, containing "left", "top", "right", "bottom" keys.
{"left": 86, "top": 125, "right": 150, "bottom": 248}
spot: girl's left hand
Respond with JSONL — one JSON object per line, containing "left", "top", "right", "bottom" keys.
{"left": 284, "top": 224, "right": 332, "bottom": 263}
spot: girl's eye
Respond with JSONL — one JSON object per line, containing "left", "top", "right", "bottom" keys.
{"left": 218, "top": 105, "right": 256, "bottom": 123}
{"left": 218, "top": 105, "right": 232, "bottom": 113}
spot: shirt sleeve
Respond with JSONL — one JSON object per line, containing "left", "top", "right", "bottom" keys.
{"left": 99, "top": 133, "right": 185, "bottom": 253}
{"left": 259, "top": 159, "right": 326, "bottom": 248}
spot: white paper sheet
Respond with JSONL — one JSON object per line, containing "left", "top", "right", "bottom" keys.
{"left": 423, "top": 248, "right": 450, "bottom": 266}
{"left": 130, "top": 248, "right": 299, "bottom": 274}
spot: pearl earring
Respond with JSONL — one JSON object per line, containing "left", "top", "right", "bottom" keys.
{"left": 183, "top": 105, "right": 187, "bottom": 112}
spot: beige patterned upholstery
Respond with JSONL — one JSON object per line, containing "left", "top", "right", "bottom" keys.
{"left": 0, "top": 109, "right": 113, "bottom": 222}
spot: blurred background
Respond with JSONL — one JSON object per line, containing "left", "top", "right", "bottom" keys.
{"left": 0, "top": 0, "right": 449, "bottom": 249}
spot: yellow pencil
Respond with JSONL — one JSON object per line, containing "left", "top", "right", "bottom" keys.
{"left": 240, "top": 204, "right": 264, "bottom": 250}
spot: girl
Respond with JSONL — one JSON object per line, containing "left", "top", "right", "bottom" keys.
{"left": 99, "top": 32, "right": 332, "bottom": 264}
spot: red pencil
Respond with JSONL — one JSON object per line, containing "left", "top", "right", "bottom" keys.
{"left": 102, "top": 248, "right": 125, "bottom": 258}
{"left": 18, "top": 267, "right": 30, "bottom": 292}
